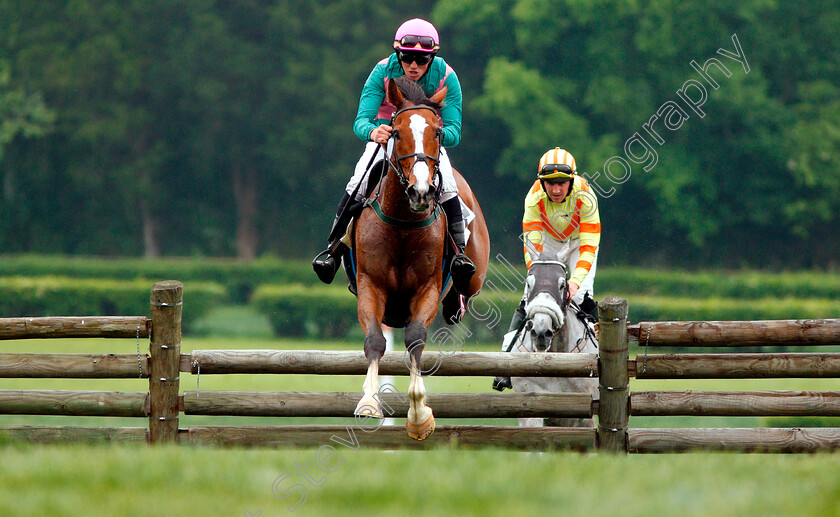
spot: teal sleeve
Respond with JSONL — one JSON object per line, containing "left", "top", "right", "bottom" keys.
{"left": 439, "top": 71, "right": 462, "bottom": 147}
{"left": 353, "top": 65, "right": 388, "bottom": 142}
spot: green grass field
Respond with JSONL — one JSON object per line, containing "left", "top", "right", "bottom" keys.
{"left": 2, "top": 444, "right": 840, "bottom": 516}
{"left": 3, "top": 322, "right": 840, "bottom": 516}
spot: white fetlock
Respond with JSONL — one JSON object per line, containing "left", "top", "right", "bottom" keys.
{"left": 354, "top": 395, "right": 383, "bottom": 418}
{"left": 356, "top": 360, "right": 382, "bottom": 418}
{"left": 406, "top": 355, "right": 435, "bottom": 440}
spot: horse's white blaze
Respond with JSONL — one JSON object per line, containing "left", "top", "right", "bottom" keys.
{"left": 408, "top": 114, "right": 431, "bottom": 194}
{"left": 531, "top": 312, "right": 555, "bottom": 336}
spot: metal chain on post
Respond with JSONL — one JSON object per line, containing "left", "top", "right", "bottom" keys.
{"left": 642, "top": 325, "right": 651, "bottom": 375}
{"left": 193, "top": 360, "right": 200, "bottom": 398}
{"left": 136, "top": 325, "right": 143, "bottom": 378}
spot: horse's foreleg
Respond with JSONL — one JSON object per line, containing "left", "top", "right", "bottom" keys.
{"left": 404, "top": 320, "right": 434, "bottom": 440}
{"left": 356, "top": 332, "right": 386, "bottom": 417}
{"left": 355, "top": 287, "right": 386, "bottom": 418}
{"left": 404, "top": 286, "right": 442, "bottom": 440}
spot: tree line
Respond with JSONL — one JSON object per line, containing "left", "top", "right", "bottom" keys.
{"left": 1, "top": 0, "right": 838, "bottom": 269}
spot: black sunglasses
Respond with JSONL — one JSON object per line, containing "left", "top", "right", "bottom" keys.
{"left": 397, "top": 35, "right": 438, "bottom": 51}
{"left": 397, "top": 50, "right": 434, "bottom": 66}
{"left": 540, "top": 163, "right": 574, "bottom": 175}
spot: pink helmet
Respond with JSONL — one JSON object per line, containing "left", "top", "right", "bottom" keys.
{"left": 393, "top": 18, "right": 440, "bottom": 53}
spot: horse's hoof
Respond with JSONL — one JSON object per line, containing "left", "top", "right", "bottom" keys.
{"left": 492, "top": 376, "right": 512, "bottom": 391}
{"left": 354, "top": 399, "right": 383, "bottom": 418}
{"left": 406, "top": 411, "right": 435, "bottom": 441}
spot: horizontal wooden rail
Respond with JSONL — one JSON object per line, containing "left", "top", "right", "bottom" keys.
{"left": 0, "top": 317, "right": 151, "bottom": 340}
{"left": 184, "top": 350, "right": 598, "bottom": 377}
{"left": 631, "top": 391, "right": 840, "bottom": 416}
{"left": 632, "top": 353, "right": 840, "bottom": 378}
{"left": 183, "top": 391, "right": 593, "bottom": 419}
{"left": 0, "top": 390, "right": 148, "bottom": 417}
{"left": 0, "top": 425, "right": 149, "bottom": 443}
{"left": 629, "top": 319, "right": 840, "bottom": 347}
{"left": 0, "top": 353, "right": 149, "bottom": 378}
{"left": 628, "top": 427, "right": 840, "bottom": 453}
{"left": 185, "top": 425, "right": 596, "bottom": 451}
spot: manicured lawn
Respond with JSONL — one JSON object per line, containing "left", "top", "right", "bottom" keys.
{"left": 1, "top": 444, "right": 840, "bottom": 517}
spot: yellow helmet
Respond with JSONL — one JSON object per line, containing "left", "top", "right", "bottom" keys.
{"left": 537, "top": 147, "right": 576, "bottom": 181}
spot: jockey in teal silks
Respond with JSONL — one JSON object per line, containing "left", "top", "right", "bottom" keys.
{"left": 312, "top": 18, "right": 475, "bottom": 292}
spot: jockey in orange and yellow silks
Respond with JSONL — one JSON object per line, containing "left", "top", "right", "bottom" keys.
{"left": 493, "top": 147, "right": 601, "bottom": 391}
{"left": 522, "top": 148, "right": 600, "bottom": 296}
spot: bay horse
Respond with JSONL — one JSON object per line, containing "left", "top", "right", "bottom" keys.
{"left": 509, "top": 246, "right": 599, "bottom": 427}
{"left": 352, "top": 77, "right": 490, "bottom": 440}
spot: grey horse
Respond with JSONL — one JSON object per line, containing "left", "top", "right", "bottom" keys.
{"left": 507, "top": 248, "right": 599, "bottom": 427}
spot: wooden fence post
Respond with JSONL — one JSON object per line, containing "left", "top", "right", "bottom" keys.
{"left": 149, "top": 281, "right": 183, "bottom": 444}
{"left": 597, "top": 296, "right": 629, "bottom": 453}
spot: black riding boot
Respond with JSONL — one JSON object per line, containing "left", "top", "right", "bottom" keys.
{"left": 441, "top": 197, "right": 476, "bottom": 294}
{"left": 312, "top": 192, "right": 353, "bottom": 284}
{"left": 492, "top": 300, "right": 526, "bottom": 391}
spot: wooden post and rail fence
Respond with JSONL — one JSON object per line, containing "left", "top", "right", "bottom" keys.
{"left": 0, "top": 285, "right": 839, "bottom": 452}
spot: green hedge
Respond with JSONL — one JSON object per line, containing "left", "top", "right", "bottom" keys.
{"left": 597, "top": 268, "right": 840, "bottom": 300}
{"left": 4, "top": 255, "right": 837, "bottom": 340}
{"left": 0, "top": 255, "right": 313, "bottom": 303}
{"left": 251, "top": 282, "right": 840, "bottom": 341}
{"left": 480, "top": 288, "right": 840, "bottom": 325}
{"left": 0, "top": 276, "right": 227, "bottom": 330}
{"left": 612, "top": 293, "right": 840, "bottom": 322}
{"left": 3, "top": 254, "right": 839, "bottom": 303}
{"left": 482, "top": 263, "right": 840, "bottom": 300}
{"left": 251, "top": 283, "right": 529, "bottom": 341}
{"left": 251, "top": 284, "right": 360, "bottom": 339}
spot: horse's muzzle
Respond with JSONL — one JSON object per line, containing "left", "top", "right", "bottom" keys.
{"left": 407, "top": 185, "right": 434, "bottom": 212}
{"left": 531, "top": 328, "right": 554, "bottom": 352}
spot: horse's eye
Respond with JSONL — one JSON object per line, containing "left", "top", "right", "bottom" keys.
{"left": 526, "top": 275, "right": 535, "bottom": 290}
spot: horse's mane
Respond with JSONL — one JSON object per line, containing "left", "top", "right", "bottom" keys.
{"left": 395, "top": 76, "right": 442, "bottom": 110}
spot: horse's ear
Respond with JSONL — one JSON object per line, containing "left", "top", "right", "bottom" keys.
{"left": 387, "top": 79, "right": 405, "bottom": 108}
{"left": 429, "top": 85, "right": 447, "bottom": 105}
{"left": 557, "top": 241, "right": 573, "bottom": 263}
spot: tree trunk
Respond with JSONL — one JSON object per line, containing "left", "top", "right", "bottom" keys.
{"left": 141, "top": 198, "right": 161, "bottom": 258}
{"left": 233, "top": 163, "right": 258, "bottom": 260}
{"left": 2, "top": 167, "right": 14, "bottom": 203}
